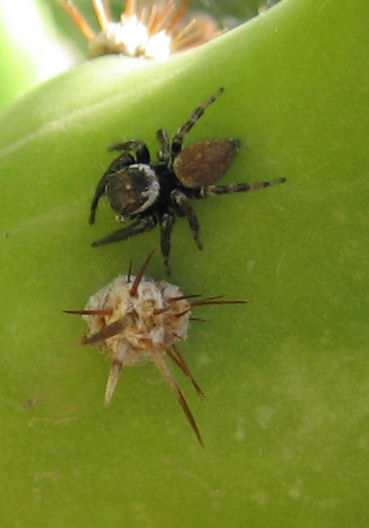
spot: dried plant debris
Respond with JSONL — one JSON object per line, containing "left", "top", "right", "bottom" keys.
{"left": 89, "top": 87, "right": 286, "bottom": 273}
{"left": 65, "top": 251, "right": 246, "bottom": 445}
{"left": 58, "top": 0, "right": 220, "bottom": 60}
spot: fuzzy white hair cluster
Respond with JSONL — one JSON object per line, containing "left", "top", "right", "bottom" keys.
{"left": 83, "top": 274, "right": 190, "bottom": 365}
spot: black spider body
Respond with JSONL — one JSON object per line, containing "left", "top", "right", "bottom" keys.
{"left": 89, "top": 88, "right": 286, "bottom": 273}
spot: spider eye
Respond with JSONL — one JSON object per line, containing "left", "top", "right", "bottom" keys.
{"left": 106, "top": 164, "right": 159, "bottom": 218}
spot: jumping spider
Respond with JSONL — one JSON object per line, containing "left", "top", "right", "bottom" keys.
{"left": 89, "top": 87, "right": 286, "bottom": 273}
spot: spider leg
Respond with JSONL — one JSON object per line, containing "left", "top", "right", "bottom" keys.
{"left": 157, "top": 128, "right": 171, "bottom": 163}
{"left": 89, "top": 152, "right": 135, "bottom": 225}
{"left": 108, "top": 140, "right": 151, "bottom": 164}
{"left": 202, "top": 177, "right": 287, "bottom": 197}
{"left": 171, "top": 87, "right": 224, "bottom": 158}
{"left": 89, "top": 174, "right": 109, "bottom": 225}
{"left": 160, "top": 212, "right": 176, "bottom": 274}
{"left": 91, "top": 216, "right": 157, "bottom": 247}
{"left": 171, "top": 189, "right": 202, "bottom": 250}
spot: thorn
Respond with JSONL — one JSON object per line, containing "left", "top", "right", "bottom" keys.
{"left": 167, "top": 345, "right": 205, "bottom": 399}
{"left": 57, "top": 0, "right": 96, "bottom": 40}
{"left": 167, "top": 0, "right": 192, "bottom": 35}
{"left": 171, "top": 332, "right": 184, "bottom": 341}
{"left": 190, "top": 299, "right": 248, "bottom": 308}
{"left": 102, "top": 0, "right": 113, "bottom": 21}
{"left": 91, "top": 0, "right": 109, "bottom": 30}
{"left": 122, "top": 0, "right": 136, "bottom": 19}
{"left": 175, "top": 309, "right": 191, "bottom": 318}
{"left": 169, "top": 294, "right": 202, "bottom": 302}
{"left": 153, "top": 307, "right": 170, "bottom": 315}
{"left": 148, "top": 344, "right": 203, "bottom": 446}
{"left": 64, "top": 309, "right": 112, "bottom": 316}
{"left": 81, "top": 316, "right": 128, "bottom": 345}
{"left": 104, "top": 360, "right": 123, "bottom": 405}
{"left": 130, "top": 250, "right": 155, "bottom": 297}
{"left": 127, "top": 259, "right": 133, "bottom": 283}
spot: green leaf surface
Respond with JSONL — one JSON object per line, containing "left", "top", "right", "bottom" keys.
{"left": 0, "top": 14, "right": 36, "bottom": 108}
{"left": 1, "top": 0, "right": 369, "bottom": 526}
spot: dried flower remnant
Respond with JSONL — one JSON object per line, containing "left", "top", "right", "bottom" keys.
{"left": 65, "top": 251, "right": 246, "bottom": 445}
{"left": 58, "top": 0, "right": 220, "bottom": 60}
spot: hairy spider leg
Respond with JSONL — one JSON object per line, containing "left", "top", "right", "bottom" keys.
{"left": 89, "top": 151, "right": 135, "bottom": 224}
{"left": 202, "top": 177, "right": 287, "bottom": 197}
{"left": 108, "top": 140, "right": 151, "bottom": 164}
{"left": 156, "top": 128, "right": 171, "bottom": 163}
{"left": 160, "top": 212, "right": 176, "bottom": 274}
{"left": 171, "top": 189, "right": 202, "bottom": 249}
{"left": 171, "top": 87, "right": 224, "bottom": 157}
{"left": 92, "top": 215, "right": 157, "bottom": 247}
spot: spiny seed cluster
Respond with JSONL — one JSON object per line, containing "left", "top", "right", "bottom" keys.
{"left": 66, "top": 252, "right": 246, "bottom": 445}
{"left": 81, "top": 270, "right": 191, "bottom": 408}
{"left": 82, "top": 275, "right": 190, "bottom": 367}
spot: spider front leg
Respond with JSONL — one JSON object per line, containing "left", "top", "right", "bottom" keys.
{"left": 89, "top": 151, "right": 137, "bottom": 224}
{"left": 160, "top": 212, "right": 176, "bottom": 274}
{"left": 157, "top": 129, "right": 171, "bottom": 164}
{"left": 92, "top": 215, "right": 157, "bottom": 247}
{"left": 171, "top": 189, "right": 202, "bottom": 250}
{"left": 171, "top": 87, "right": 224, "bottom": 158}
{"left": 89, "top": 174, "right": 109, "bottom": 225}
{"left": 108, "top": 140, "right": 151, "bottom": 164}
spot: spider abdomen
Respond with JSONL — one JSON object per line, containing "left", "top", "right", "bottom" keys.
{"left": 173, "top": 139, "right": 241, "bottom": 189}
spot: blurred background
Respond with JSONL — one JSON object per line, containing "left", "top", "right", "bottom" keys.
{"left": 0, "top": 0, "right": 281, "bottom": 110}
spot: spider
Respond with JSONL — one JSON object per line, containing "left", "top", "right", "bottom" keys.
{"left": 89, "top": 87, "right": 286, "bottom": 273}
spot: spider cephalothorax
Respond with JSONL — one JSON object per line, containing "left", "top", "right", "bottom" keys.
{"left": 89, "top": 87, "right": 286, "bottom": 273}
